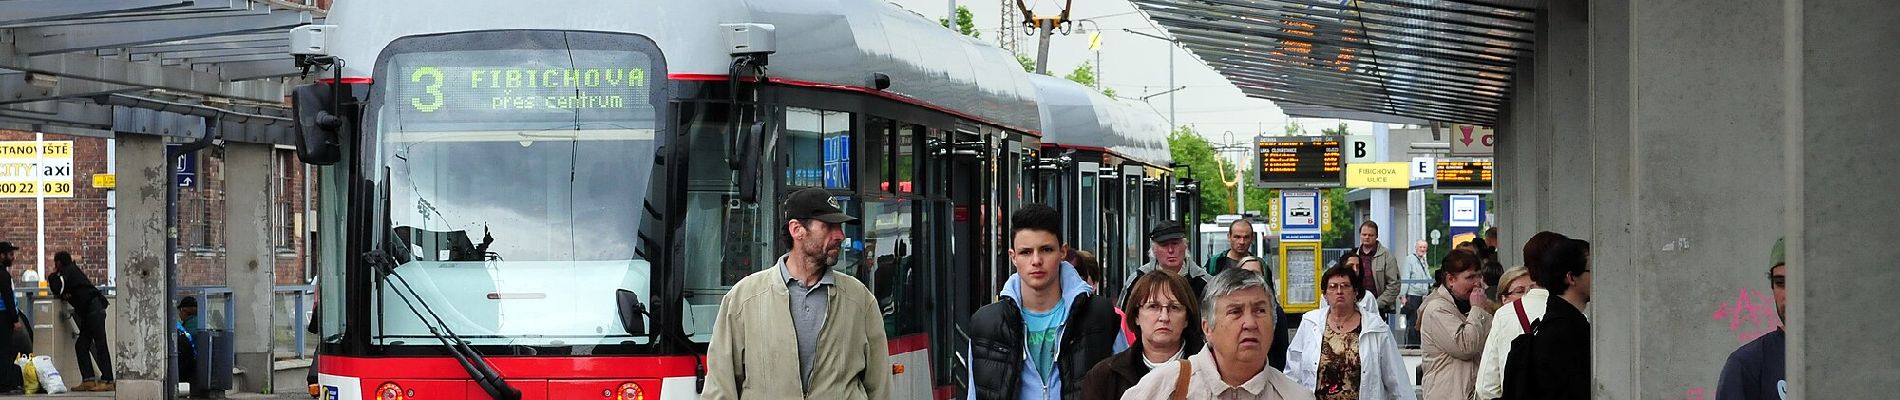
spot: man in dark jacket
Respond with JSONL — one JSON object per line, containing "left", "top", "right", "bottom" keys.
{"left": 1715, "top": 238, "right": 1788, "bottom": 400}
{"left": 50, "top": 252, "right": 114, "bottom": 392}
{"left": 1518, "top": 237, "right": 1592, "bottom": 400}
{"left": 0, "top": 241, "right": 24, "bottom": 394}
{"left": 967, "top": 204, "right": 1120, "bottom": 400}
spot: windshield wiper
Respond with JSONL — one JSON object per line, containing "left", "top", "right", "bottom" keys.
{"left": 368, "top": 230, "right": 521, "bottom": 400}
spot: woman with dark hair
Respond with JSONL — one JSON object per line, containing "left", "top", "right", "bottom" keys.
{"left": 1080, "top": 271, "right": 1204, "bottom": 400}
{"left": 1288, "top": 266, "right": 1415, "bottom": 399}
{"left": 49, "top": 251, "right": 113, "bottom": 392}
{"left": 1420, "top": 250, "right": 1493, "bottom": 400}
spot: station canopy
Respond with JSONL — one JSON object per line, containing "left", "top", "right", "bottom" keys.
{"left": 1130, "top": 0, "right": 1536, "bottom": 125}
{"left": 1, "top": 0, "right": 321, "bottom": 141}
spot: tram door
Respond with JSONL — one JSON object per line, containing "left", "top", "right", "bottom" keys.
{"left": 938, "top": 127, "right": 986, "bottom": 393}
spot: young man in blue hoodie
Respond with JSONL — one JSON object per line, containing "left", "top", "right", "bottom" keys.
{"left": 967, "top": 204, "right": 1122, "bottom": 400}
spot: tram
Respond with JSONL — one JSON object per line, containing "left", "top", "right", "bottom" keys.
{"left": 288, "top": 1, "right": 1198, "bottom": 399}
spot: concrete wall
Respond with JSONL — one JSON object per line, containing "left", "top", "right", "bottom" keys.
{"left": 1788, "top": 0, "right": 1900, "bottom": 396}
{"left": 1495, "top": 0, "right": 1900, "bottom": 397}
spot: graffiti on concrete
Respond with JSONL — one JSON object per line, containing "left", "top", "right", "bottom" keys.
{"left": 1709, "top": 288, "right": 1780, "bottom": 344}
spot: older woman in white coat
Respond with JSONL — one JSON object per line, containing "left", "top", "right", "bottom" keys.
{"left": 1287, "top": 265, "right": 1416, "bottom": 400}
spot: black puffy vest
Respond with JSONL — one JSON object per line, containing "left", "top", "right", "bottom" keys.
{"left": 967, "top": 291, "right": 1119, "bottom": 400}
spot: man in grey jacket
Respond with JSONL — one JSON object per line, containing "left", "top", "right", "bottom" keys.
{"left": 1120, "top": 221, "right": 1212, "bottom": 305}
{"left": 1353, "top": 221, "right": 1403, "bottom": 315}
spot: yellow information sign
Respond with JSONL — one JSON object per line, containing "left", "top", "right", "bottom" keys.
{"left": 1278, "top": 241, "right": 1326, "bottom": 314}
{"left": 1346, "top": 162, "right": 1410, "bottom": 189}
{"left": 0, "top": 141, "right": 75, "bottom": 198}
{"left": 92, "top": 174, "right": 116, "bottom": 189}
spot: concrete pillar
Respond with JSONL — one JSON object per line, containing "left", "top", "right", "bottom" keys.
{"left": 1577, "top": 0, "right": 1790, "bottom": 397}
{"left": 1495, "top": 57, "right": 1538, "bottom": 267}
{"left": 112, "top": 133, "right": 169, "bottom": 399}
{"left": 1787, "top": 0, "right": 1900, "bottom": 396}
{"left": 223, "top": 142, "right": 275, "bottom": 393}
{"left": 1586, "top": 0, "right": 1638, "bottom": 398}
{"left": 1537, "top": 0, "right": 1593, "bottom": 237}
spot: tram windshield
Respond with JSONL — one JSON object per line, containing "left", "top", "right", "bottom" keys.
{"left": 361, "top": 31, "right": 664, "bottom": 351}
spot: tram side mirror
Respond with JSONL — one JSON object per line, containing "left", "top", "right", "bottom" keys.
{"left": 735, "top": 121, "right": 767, "bottom": 203}
{"left": 616, "top": 289, "right": 648, "bottom": 336}
{"left": 291, "top": 83, "right": 344, "bottom": 165}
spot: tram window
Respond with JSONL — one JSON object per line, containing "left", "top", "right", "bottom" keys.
{"left": 680, "top": 103, "right": 775, "bottom": 340}
{"left": 866, "top": 117, "right": 890, "bottom": 193}
{"left": 783, "top": 107, "right": 853, "bottom": 188}
{"left": 896, "top": 124, "right": 919, "bottom": 194}
{"left": 858, "top": 198, "right": 925, "bottom": 337}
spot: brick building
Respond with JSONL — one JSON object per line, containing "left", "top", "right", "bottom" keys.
{"left": 0, "top": 129, "right": 310, "bottom": 289}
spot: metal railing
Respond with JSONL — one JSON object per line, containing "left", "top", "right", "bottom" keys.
{"left": 12, "top": 284, "right": 316, "bottom": 359}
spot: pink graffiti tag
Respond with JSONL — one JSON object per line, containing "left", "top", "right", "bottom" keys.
{"left": 1684, "top": 387, "right": 1707, "bottom": 400}
{"left": 1710, "top": 289, "right": 1780, "bottom": 343}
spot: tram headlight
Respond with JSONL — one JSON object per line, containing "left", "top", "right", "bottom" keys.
{"left": 375, "top": 382, "right": 406, "bottom": 400}
{"left": 615, "top": 382, "right": 645, "bottom": 400}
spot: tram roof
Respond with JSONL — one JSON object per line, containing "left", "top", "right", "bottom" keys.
{"left": 1130, "top": 0, "right": 1538, "bottom": 126}
{"left": 1029, "top": 74, "right": 1173, "bottom": 168}
{"left": 325, "top": 0, "right": 1042, "bottom": 133}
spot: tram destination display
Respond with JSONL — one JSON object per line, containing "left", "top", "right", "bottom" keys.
{"left": 1255, "top": 136, "right": 1344, "bottom": 188}
{"left": 1435, "top": 159, "right": 1494, "bottom": 193}
{"left": 389, "top": 48, "right": 656, "bottom": 127}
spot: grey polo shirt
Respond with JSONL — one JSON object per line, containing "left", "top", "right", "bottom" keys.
{"left": 777, "top": 256, "right": 833, "bottom": 393}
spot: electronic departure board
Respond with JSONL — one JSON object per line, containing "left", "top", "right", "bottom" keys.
{"left": 1255, "top": 136, "right": 1344, "bottom": 188}
{"left": 1435, "top": 159, "right": 1495, "bottom": 193}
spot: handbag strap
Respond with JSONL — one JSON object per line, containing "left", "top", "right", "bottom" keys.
{"left": 1512, "top": 299, "right": 1532, "bottom": 332}
{"left": 1171, "top": 359, "right": 1192, "bottom": 400}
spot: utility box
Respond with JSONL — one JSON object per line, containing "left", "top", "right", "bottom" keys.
{"left": 190, "top": 328, "right": 235, "bottom": 398}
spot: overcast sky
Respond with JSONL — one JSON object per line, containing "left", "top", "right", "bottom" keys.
{"left": 885, "top": 0, "right": 1381, "bottom": 148}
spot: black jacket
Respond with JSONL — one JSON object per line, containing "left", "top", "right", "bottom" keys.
{"left": 1079, "top": 335, "right": 1205, "bottom": 400}
{"left": 968, "top": 291, "right": 1120, "bottom": 400}
{"left": 1527, "top": 294, "right": 1591, "bottom": 399}
{"left": 49, "top": 267, "right": 106, "bottom": 312}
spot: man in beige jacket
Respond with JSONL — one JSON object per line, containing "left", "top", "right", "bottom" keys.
{"left": 703, "top": 188, "right": 890, "bottom": 400}
{"left": 1122, "top": 269, "right": 1313, "bottom": 400}
{"left": 1420, "top": 250, "right": 1493, "bottom": 400}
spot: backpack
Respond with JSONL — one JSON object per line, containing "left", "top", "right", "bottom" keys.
{"left": 1500, "top": 300, "right": 1541, "bottom": 400}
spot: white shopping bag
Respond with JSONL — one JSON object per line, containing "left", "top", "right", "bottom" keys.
{"left": 30, "top": 355, "right": 66, "bottom": 394}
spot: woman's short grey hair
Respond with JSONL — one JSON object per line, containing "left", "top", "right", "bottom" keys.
{"left": 1202, "top": 268, "right": 1280, "bottom": 328}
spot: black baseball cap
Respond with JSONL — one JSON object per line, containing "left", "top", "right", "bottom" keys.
{"left": 782, "top": 188, "right": 858, "bottom": 225}
{"left": 1149, "top": 220, "right": 1187, "bottom": 243}
{"left": 0, "top": 241, "right": 17, "bottom": 253}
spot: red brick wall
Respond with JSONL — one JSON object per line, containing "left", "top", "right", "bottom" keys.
{"left": 0, "top": 131, "right": 112, "bottom": 286}
{"left": 0, "top": 130, "right": 309, "bottom": 288}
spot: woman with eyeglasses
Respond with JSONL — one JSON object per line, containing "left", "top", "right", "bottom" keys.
{"left": 1081, "top": 271, "right": 1204, "bottom": 400}
{"left": 1288, "top": 266, "right": 1416, "bottom": 400}
{"left": 1496, "top": 266, "right": 1535, "bottom": 307}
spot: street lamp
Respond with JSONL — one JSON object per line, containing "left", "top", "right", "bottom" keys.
{"left": 1124, "top": 28, "right": 1179, "bottom": 132}
{"left": 1073, "top": 19, "right": 1103, "bottom": 91}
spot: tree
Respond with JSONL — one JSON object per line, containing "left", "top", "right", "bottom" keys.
{"left": 1063, "top": 61, "right": 1117, "bottom": 98}
{"left": 1283, "top": 120, "right": 1305, "bottom": 136}
{"left": 1167, "top": 125, "right": 1229, "bottom": 222}
{"left": 939, "top": 6, "right": 980, "bottom": 38}
{"left": 1016, "top": 53, "right": 1037, "bottom": 73}
{"left": 1320, "top": 122, "right": 1351, "bottom": 136}
{"left": 1323, "top": 188, "right": 1354, "bottom": 247}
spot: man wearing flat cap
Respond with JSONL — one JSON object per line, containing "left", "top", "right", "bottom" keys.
{"left": 703, "top": 188, "right": 889, "bottom": 400}
{"left": 1121, "top": 221, "right": 1213, "bottom": 305}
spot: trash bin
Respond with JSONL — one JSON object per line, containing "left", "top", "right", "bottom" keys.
{"left": 191, "top": 329, "right": 235, "bottom": 397}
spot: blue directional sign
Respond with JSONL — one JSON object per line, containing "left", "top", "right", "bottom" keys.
{"left": 167, "top": 144, "right": 197, "bottom": 188}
